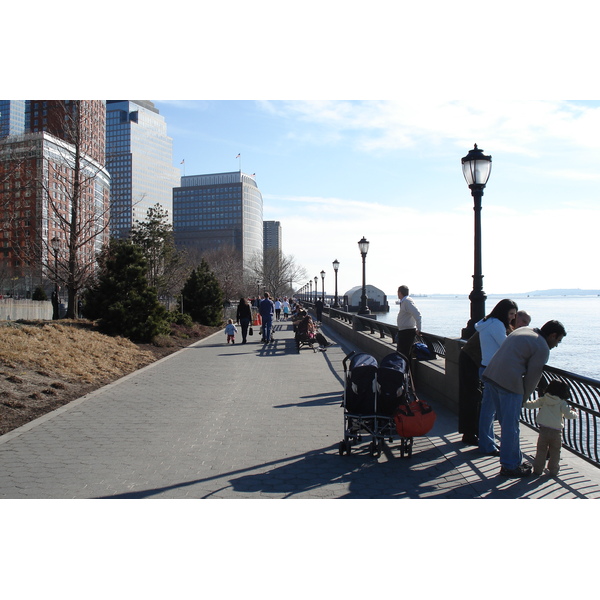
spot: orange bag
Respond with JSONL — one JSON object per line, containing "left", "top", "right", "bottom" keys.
{"left": 394, "top": 398, "right": 436, "bottom": 438}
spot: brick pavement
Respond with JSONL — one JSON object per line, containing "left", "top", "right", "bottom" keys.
{"left": 1, "top": 319, "right": 600, "bottom": 499}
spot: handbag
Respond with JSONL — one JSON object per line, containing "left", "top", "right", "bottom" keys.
{"left": 394, "top": 397, "right": 436, "bottom": 438}
{"left": 249, "top": 326, "right": 253, "bottom": 336}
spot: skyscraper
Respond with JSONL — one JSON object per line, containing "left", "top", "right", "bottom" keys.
{"left": 0, "top": 100, "right": 111, "bottom": 302}
{"left": 173, "top": 171, "right": 263, "bottom": 266}
{"left": 26, "top": 100, "right": 106, "bottom": 165}
{"left": 105, "top": 100, "right": 180, "bottom": 238}
{"left": 0, "top": 100, "right": 26, "bottom": 138}
{"left": 263, "top": 220, "right": 282, "bottom": 254}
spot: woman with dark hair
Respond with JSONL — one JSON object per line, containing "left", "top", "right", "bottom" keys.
{"left": 236, "top": 297, "right": 253, "bottom": 344}
{"left": 298, "top": 314, "right": 331, "bottom": 351}
{"left": 475, "top": 298, "right": 519, "bottom": 454}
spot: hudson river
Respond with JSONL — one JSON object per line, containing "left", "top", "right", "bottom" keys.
{"left": 376, "top": 294, "right": 599, "bottom": 380}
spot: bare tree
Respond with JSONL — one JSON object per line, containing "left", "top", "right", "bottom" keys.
{"left": 201, "top": 245, "right": 245, "bottom": 302}
{"left": 40, "top": 101, "right": 113, "bottom": 318}
{"left": 246, "top": 248, "right": 307, "bottom": 298}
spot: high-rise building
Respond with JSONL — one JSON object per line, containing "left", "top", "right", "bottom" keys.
{"left": 0, "top": 101, "right": 26, "bottom": 138}
{"left": 173, "top": 171, "right": 263, "bottom": 266}
{"left": 263, "top": 220, "right": 282, "bottom": 254}
{"left": 105, "top": 100, "right": 180, "bottom": 238}
{"left": 0, "top": 131, "right": 110, "bottom": 297}
{"left": 26, "top": 100, "right": 106, "bottom": 165}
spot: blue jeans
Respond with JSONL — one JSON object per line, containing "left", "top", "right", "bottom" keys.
{"left": 478, "top": 367, "right": 497, "bottom": 453}
{"left": 262, "top": 316, "right": 273, "bottom": 341}
{"left": 482, "top": 379, "right": 523, "bottom": 470}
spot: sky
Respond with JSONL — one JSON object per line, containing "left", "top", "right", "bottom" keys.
{"left": 11, "top": 2, "right": 600, "bottom": 298}
{"left": 151, "top": 98, "right": 600, "bottom": 296}
{"left": 8, "top": 0, "right": 600, "bottom": 578}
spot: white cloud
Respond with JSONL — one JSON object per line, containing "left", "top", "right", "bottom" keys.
{"left": 266, "top": 193, "right": 600, "bottom": 295}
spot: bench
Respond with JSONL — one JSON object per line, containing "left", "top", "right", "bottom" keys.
{"left": 295, "top": 331, "right": 318, "bottom": 353}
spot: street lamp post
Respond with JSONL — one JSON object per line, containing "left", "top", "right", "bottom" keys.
{"left": 332, "top": 259, "right": 340, "bottom": 308}
{"left": 461, "top": 144, "right": 492, "bottom": 339}
{"left": 357, "top": 236, "right": 370, "bottom": 315}
{"left": 320, "top": 270, "right": 325, "bottom": 302}
{"left": 309, "top": 280, "right": 312, "bottom": 303}
{"left": 51, "top": 236, "right": 60, "bottom": 320}
{"left": 314, "top": 276, "right": 318, "bottom": 304}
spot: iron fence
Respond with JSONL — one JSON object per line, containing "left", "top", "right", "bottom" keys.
{"left": 328, "top": 307, "right": 600, "bottom": 468}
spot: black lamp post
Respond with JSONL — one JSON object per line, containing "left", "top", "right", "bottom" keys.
{"left": 320, "top": 270, "right": 325, "bottom": 302}
{"left": 357, "top": 236, "right": 370, "bottom": 315}
{"left": 51, "top": 236, "right": 60, "bottom": 320}
{"left": 309, "top": 280, "right": 312, "bottom": 302}
{"left": 332, "top": 259, "right": 340, "bottom": 307}
{"left": 314, "top": 276, "right": 318, "bottom": 303}
{"left": 461, "top": 144, "right": 492, "bottom": 339}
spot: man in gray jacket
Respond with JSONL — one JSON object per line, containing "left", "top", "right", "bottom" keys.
{"left": 481, "top": 320, "right": 567, "bottom": 477}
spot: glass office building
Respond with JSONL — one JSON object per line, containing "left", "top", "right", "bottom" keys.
{"left": 105, "top": 100, "right": 180, "bottom": 238}
{"left": 0, "top": 101, "right": 26, "bottom": 138}
{"left": 263, "top": 220, "right": 282, "bottom": 254}
{"left": 173, "top": 171, "right": 263, "bottom": 266}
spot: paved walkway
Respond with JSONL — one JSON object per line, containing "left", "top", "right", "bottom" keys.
{"left": 1, "top": 320, "right": 600, "bottom": 499}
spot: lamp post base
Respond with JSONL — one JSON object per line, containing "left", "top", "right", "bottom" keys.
{"left": 462, "top": 288, "right": 487, "bottom": 340}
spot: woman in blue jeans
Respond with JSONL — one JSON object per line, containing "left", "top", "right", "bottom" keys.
{"left": 475, "top": 299, "right": 518, "bottom": 455}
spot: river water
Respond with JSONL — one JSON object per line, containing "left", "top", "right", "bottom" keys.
{"left": 374, "top": 294, "right": 600, "bottom": 380}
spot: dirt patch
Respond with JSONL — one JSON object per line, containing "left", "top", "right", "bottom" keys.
{"left": 0, "top": 320, "right": 220, "bottom": 436}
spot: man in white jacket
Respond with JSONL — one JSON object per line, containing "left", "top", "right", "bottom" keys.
{"left": 396, "top": 285, "right": 422, "bottom": 360}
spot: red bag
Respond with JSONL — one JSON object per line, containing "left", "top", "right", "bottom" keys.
{"left": 394, "top": 398, "right": 436, "bottom": 438}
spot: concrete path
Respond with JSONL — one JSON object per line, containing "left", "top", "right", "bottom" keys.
{"left": 1, "top": 320, "right": 600, "bottom": 499}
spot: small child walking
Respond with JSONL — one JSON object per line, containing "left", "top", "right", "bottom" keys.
{"left": 225, "top": 319, "right": 237, "bottom": 344}
{"left": 524, "top": 380, "right": 578, "bottom": 476}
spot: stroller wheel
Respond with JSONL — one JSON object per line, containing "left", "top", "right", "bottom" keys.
{"left": 400, "top": 438, "right": 413, "bottom": 458}
{"left": 339, "top": 440, "right": 351, "bottom": 456}
{"left": 369, "top": 441, "right": 381, "bottom": 458}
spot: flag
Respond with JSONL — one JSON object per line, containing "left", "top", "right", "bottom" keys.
{"left": 180, "top": 159, "right": 185, "bottom": 164}
{"left": 235, "top": 153, "right": 240, "bottom": 158}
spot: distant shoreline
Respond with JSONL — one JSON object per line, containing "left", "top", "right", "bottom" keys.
{"left": 388, "top": 289, "right": 600, "bottom": 298}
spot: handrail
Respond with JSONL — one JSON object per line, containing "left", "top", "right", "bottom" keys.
{"left": 522, "top": 367, "right": 600, "bottom": 467}
{"left": 327, "top": 306, "right": 600, "bottom": 468}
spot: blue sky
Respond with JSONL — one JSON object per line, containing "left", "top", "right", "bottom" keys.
{"left": 153, "top": 99, "right": 600, "bottom": 296}
{"left": 14, "top": 1, "right": 600, "bottom": 297}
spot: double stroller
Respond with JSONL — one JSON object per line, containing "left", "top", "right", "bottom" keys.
{"left": 339, "top": 350, "right": 426, "bottom": 458}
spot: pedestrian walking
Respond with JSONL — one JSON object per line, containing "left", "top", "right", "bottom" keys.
{"left": 236, "top": 297, "right": 252, "bottom": 344}
{"left": 225, "top": 319, "right": 237, "bottom": 344}
{"left": 259, "top": 292, "right": 275, "bottom": 343}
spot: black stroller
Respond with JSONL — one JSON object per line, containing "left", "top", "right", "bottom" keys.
{"left": 339, "top": 351, "right": 379, "bottom": 457}
{"left": 339, "top": 351, "right": 415, "bottom": 458}
{"left": 377, "top": 352, "right": 415, "bottom": 457}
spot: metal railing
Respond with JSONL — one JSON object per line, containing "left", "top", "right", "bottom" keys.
{"left": 327, "top": 306, "right": 600, "bottom": 468}
{"left": 522, "top": 367, "right": 600, "bottom": 467}
{"left": 344, "top": 311, "right": 447, "bottom": 359}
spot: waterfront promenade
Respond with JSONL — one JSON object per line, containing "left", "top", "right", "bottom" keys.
{"left": 1, "top": 320, "right": 600, "bottom": 499}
